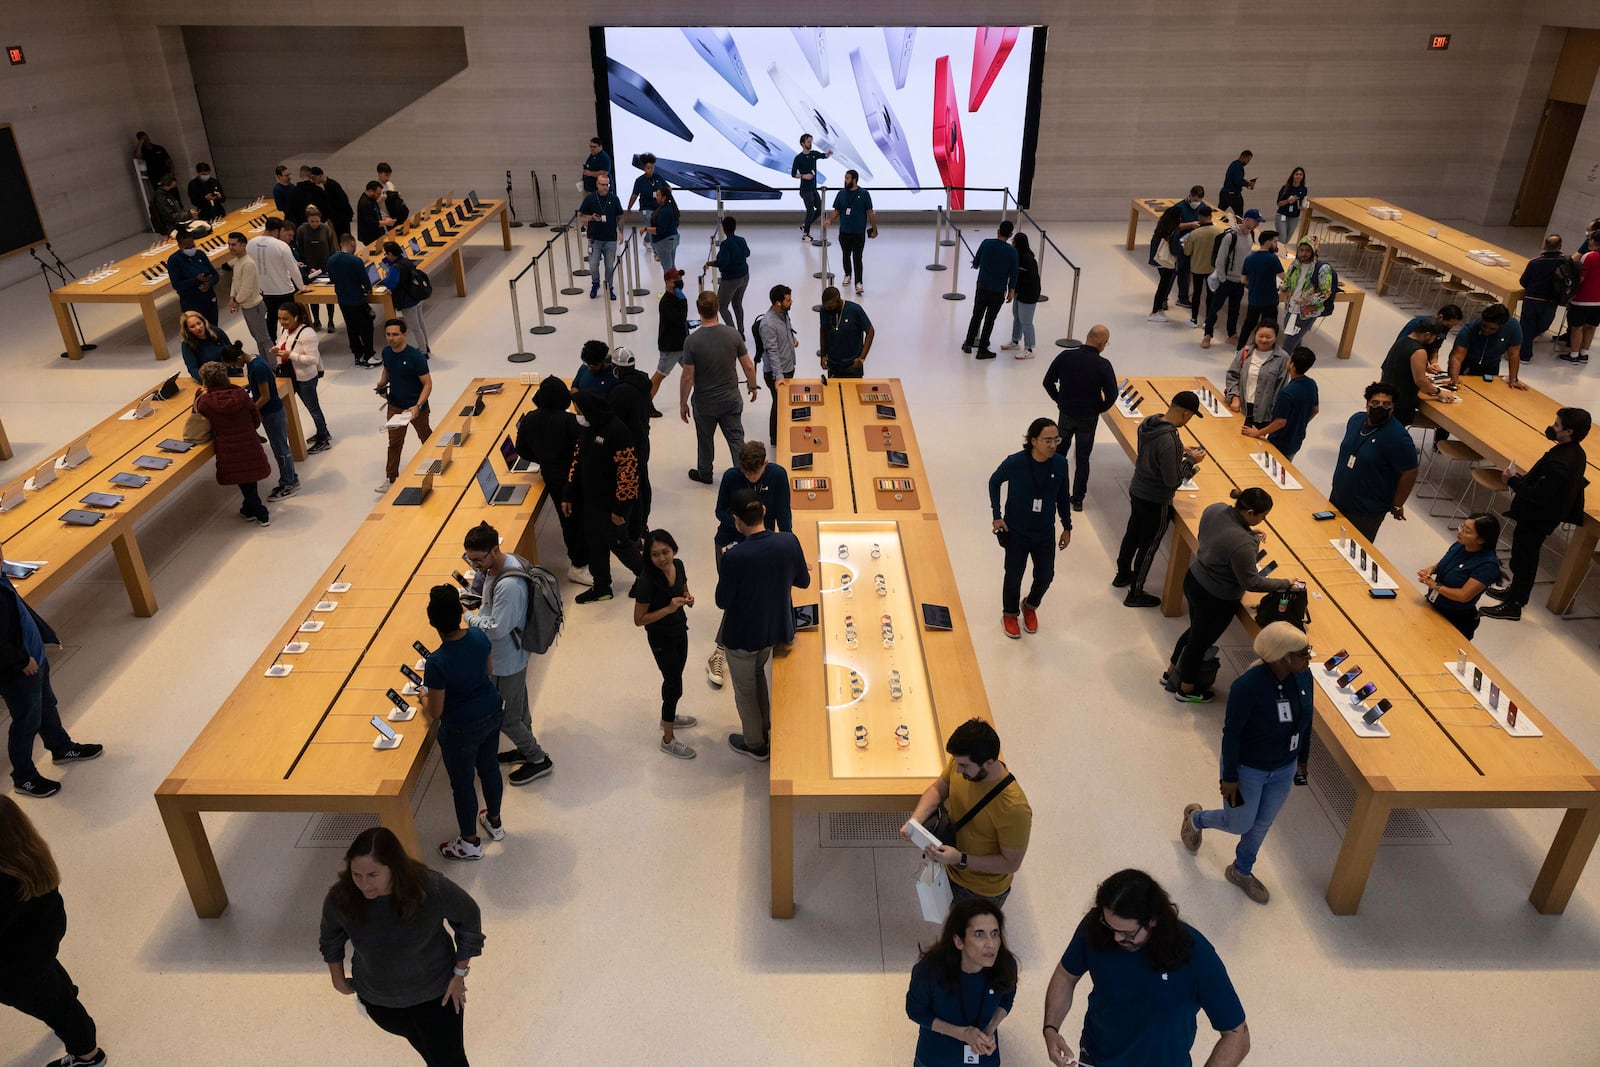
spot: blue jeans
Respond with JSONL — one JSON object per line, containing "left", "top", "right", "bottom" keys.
{"left": 1275, "top": 213, "right": 1301, "bottom": 242}
{"left": 1194, "top": 760, "right": 1297, "bottom": 876}
{"left": 1282, "top": 311, "right": 1320, "bottom": 354}
{"left": 1010, "top": 300, "right": 1037, "bottom": 348}
{"left": 639, "top": 208, "right": 654, "bottom": 244}
{"left": 654, "top": 235, "right": 679, "bottom": 275}
{"left": 588, "top": 240, "right": 617, "bottom": 288}
{"left": 260, "top": 405, "right": 296, "bottom": 488}
{"left": 292, "top": 375, "right": 330, "bottom": 440}
{"left": 437, "top": 713, "right": 503, "bottom": 841}
{"left": 2, "top": 659, "right": 72, "bottom": 784}
{"left": 1520, "top": 298, "right": 1558, "bottom": 343}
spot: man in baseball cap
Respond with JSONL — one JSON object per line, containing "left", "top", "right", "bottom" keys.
{"left": 1114, "top": 391, "right": 1207, "bottom": 607}
{"left": 652, "top": 267, "right": 691, "bottom": 402}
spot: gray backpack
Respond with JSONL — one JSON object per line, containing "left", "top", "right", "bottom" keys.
{"left": 497, "top": 563, "right": 564, "bottom": 653}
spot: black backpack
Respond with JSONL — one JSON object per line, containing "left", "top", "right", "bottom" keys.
{"left": 1552, "top": 256, "right": 1581, "bottom": 307}
{"left": 1255, "top": 586, "right": 1311, "bottom": 630}
{"left": 1316, "top": 261, "right": 1340, "bottom": 318}
{"left": 494, "top": 563, "right": 564, "bottom": 654}
{"left": 749, "top": 312, "right": 766, "bottom": 363}
{"left": 396, "top": 261, "right": 433, "bottom": 305}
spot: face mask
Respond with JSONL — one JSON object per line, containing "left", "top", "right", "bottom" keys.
{"left": 1546, "top": 425, "right": 1561, "bottom": 442}
{"left": 1367, "top": 407, "right": 1392, "bottom": 427}
{"left": 181, "top": 246, "right": 200, "bottom": 256}
{"left": 576, "top": 415, "right": 590, "bottom": 428}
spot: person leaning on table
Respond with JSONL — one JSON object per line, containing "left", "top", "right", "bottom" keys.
{"left": 1180, "top": 622, "right": 1314, "bottom": 906}
{"left": 1417, "top": 512, "right": 1503, "bottom": 638}
{"left": 1482, "top": 406, "right": 1591, "bottom": 622}
{"left": 905, "top": 896, "right": 1019, "bottom": 1067}
{"left": 320, "top": 826, "right": 482, "bottom": 1066}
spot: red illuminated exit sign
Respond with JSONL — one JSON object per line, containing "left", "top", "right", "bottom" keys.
{"left": 1429, "top": 34, "right": 1451, "bottom": 51}
{"left": 6, "top": 46, "right": 25, "bottom": 65}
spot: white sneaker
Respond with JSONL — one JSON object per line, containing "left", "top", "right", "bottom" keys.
{"left": 373, "top": 479, "right": 393, "bottom": 493}
{"left": 1146, "top": 313, "right": 1167, "bottom": 323}
{"left": 706, "top": 646, "right": 726, "bottom": 688}
{"left": 1001, "top": 342, "right": 1020, "bottom": 350}
{"left": 477, "top": 809, "right": 506, "bottom": 842}
{"left": 669, "top": 714, "right": 698, "bottom": 728}
{"left": 660, "top": 738, "right": 697, "bottom": 759}
{"left": 1186, "top": 319, "right": 1201, "bottom": 329}
{"left": 567, "top": 565, "right": 594, "bottom": 587}
{"left": 1015, "top": 348, "right": 1035, "bottom": 360}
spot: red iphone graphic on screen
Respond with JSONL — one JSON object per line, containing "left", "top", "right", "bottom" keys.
{"left": 969, "top": 27, "right": 1019, "bottom": 111}
{"left": 933, "top": 56, "right": 966, "bottom": 209}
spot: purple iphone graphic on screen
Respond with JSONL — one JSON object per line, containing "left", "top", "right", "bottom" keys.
{"left": 850, "top": 48, "right": 918, "bottom": 187}
{"left": 969, "top": 27, "right": 1019, "bottom": 111}
{"left": 767, "top": 62, "right": 874, "bottom": 181}
{"left": 883, "top": 28, "right": 916, "bottom": 89}
{"left": 681, "top": 28, "right": 758, "bottom": 104}
{"left": 792, "top": 27, "right": 829, "bottom": 86}
{"left": 693, "top": 99, "right": 792, "bottom": 173}
{"left": 607, "top": 58, "right": 693, "bottom": 141}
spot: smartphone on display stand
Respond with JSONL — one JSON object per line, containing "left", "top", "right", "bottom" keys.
{"left": 1352, "top": 682, "right": 1378, "bottom": 702}
{"left": 1323, "top": 650, "right": 1349, "bottom": 672}
{"left": 1335, "top": 666, "right": 1362, "bottom": 689}
{"left": 1363, "top": 698, "right": 1393, "bottom": 725}
{"left": 399, "top": 664, "right": 424, "bottom": 690}
{"left": 1472, "top": 667, "right": 1483, "bottom": 691}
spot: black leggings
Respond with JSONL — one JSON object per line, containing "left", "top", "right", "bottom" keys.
{"left": 238, "top": 481, "right": 268, "bottom": 521}
{"left": 1170, "top": 571, "right": 1242, "bottom": 688}
{"left": 1116, "top": 496, "right": 1170, "bottom": 593}
{"left": 0, "top": 961, "right": 98, "bottom": 1059}
{"left": 1152, "top": 267, "right": 1177, "bottom": 313}
{"left": 800, "top": 185, "right": 822, "bottom": 232}
{"left": 361, "top": 995, "right": 468, "bottom": 1066}
{"left": 648, "top": 627, "right": 688, "bottom": 723}
{"left": 839, "top": 232, "right": 865, "bottom": 282}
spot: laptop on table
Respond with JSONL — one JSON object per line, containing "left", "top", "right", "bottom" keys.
{"left": 394, "top": 468, "right": 435, "bottom": 506}
{"left": 500, "top": 436, "right": 534, "bottom": 472}
{"left": 475, "top": 459, "right": 529, "bottom": 506}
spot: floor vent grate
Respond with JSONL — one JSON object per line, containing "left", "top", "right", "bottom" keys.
{"left": 820, "top": 811, "right": 913, "bottom": 847}
{"left": 295, "top": 745, "right": 441, "bottom": 847}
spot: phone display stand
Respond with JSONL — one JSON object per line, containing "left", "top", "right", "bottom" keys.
{"left": 863, "top": 425, "right": 906, "bottom": 452}
{"left": 1326, "top": 540, "right": 1400, "bottom": 591}
{"left": 387, "top": 707, "right": 417, "bottom": 723}
{"left": 415, "top": 658, "right": 427, "bottom": 672}
{"left": 264, "top": 664, "right": 293, "bottom": 678}
{"left": 874, "top": 478, "right": 919, "bottom": 510}
{"left": 1310, "top": 667, "right": 1390, "bottom": 738}
{"left": 790, "top": 425, "right": 829, "bottom": 453}
{"left": 1193, "top": 385, "right": 1233, "bottom": 418}
{"left": 857, "top": 385, "right": 895, "bottom": 404}
{"left": 1115, "top": 395, "right": 1144, "bottom": 420}
{"left": 402, "top": 682, "right": 420, "bottom": 696}
{"left": 1179, "top": 478, "right": 1199, "bottom": 492}
{"left": 373, "top": 732, "right": 403, "bottom": 750}
{"left": 1442, "top": 661, "right": 1542, "bottom": 737}
{"left": 818, "top": 520, "right": 941, "bottom": 779}
{"left": 1249, "top": 452, "right": 1302, "bottom": 490}
{"left": 792, "top": 477, "right": 835, "bottom": 511}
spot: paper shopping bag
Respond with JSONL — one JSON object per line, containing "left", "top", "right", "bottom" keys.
{"left": 916, "top": 859, "right": 953, "bottom": 923}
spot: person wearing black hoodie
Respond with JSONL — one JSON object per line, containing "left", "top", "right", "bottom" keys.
{"left": 515, "top": 378, "right": 591, "bottom": 586}
{"left": 1114, "top": 393, "right": 1206, "bottom": 608}
{"left": 565, "top": 392, "right": 644, "bottom": 604}
{"left": 608, "top": 347, "right": 657, "bottom": 539}
{"left": 1482, "top": 407, "right": 1591, "bottom": 621}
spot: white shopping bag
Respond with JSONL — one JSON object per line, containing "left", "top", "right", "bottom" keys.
{"left": 916, "top": 859, "right": 953, "bottom": 923}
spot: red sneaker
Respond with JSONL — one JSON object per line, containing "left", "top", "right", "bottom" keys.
{"left": 1003, "top": 615, "right": 1022, "bottom": 639}
{"left": 1021, "top": 603, "right": 1039, "bottom": 633}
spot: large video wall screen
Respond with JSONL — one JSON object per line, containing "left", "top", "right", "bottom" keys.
{"left": 595, "top": 26, "right": 1043, "bottom": 212}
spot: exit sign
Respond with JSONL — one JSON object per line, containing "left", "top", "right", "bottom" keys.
{"left": 6, "top": 46, "right": 24, "bottom": 65}
{"left": 1429, "top": 34, "right": 1451, "bottom": 51}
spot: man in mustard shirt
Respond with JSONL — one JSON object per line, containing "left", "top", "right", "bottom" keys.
{"left": 903, "top": 718, "right": 1033, "bottom": 906}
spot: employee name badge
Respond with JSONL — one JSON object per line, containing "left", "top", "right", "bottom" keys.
{"left": 1032, "top": 497, "right": 1044, "bottom": 513}
{"left": 963, "top": 1045, "right": 980, "bottom": 1065}
{"left": 1277, "top": 699, "right": 1293, "bottom": 723}
{"left": 845, "top": 207, "right": 852, "bottom": 215}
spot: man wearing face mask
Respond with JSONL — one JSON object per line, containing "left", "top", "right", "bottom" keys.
{"left": 902, "top": 718, "right": 1032, "bottom": 907}
{"left": 652, "top": 269, "right": 690, "bottom": 401}
{"left": 1170, "top": 186, "right": 1211, "bottom": 309}
{"left": 1328, "top": 383, "right": 1419, "bottom": 543}
{"left": 167, "top": 225, "right": 220, "bottom": 324}
{"left": 1481, "top": 407, "right": 1591, "bottom": 621}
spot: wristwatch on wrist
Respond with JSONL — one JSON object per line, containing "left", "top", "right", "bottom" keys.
{"left": 956, "top": 852, "right": 969, "bottom": 870}
{"left": 452, "top": 966, "right": 470, "bottom": 977}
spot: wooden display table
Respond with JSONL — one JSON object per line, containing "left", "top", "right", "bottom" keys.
{"left": 0, "top": 375, "right": 304, "bottom": 616}
{"left": 1301, "top": 197, "right": 1527, "bottom": 310}
{"left": 1126, "top": 197, "right": 1363, "bottom": 360}
{"left": 1103, "top": 377, "right": 1600, "bottom": 914}
{"left": 50, "top": 196, "right": 510, "bottom": 361}
{"left": 1420, "top": 378, "right": 1600, "bottom": 614}
{"left": 156, "top": 378, "right": 549, "bottom": 918}
{"left": 0, "top": 413, "right": 11, "bottom": 461}
{"left": 770, "top": 378, "right": 994, "bottom": 918}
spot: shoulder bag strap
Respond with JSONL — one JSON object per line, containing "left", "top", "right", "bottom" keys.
{"left": 950, "top": 773, "right": 1017, "bottom": 834}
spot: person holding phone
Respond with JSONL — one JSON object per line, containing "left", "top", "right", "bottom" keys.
{"left": 274, "top": 301, "right": 331, "bottom": 457}
{"left": 756, "top": 285, "right": 799, "bottom": 446}
{"left": 166, "top": 225, "right": 220, "bottom": 325}
{"left": 905, "top": 897, "right": 1018, "bottom": 1067}
{"left": 644, "top": 187, "right": 679, "bottom": 274}
{"left": 1165, "top": 488, "right": 1297, "bottom": 703}
{"left": 989, "top": 418, "right": 1072, "bottom": 639}
{"left": 422, "top": 586, "right": 505, "bottom": 860}
{"left": 320, "top": 826, "right": 483, "bottom": 1066}
{"left": 1180, "top": 623, "right": 1314, "bottom": 905}
{"left": 631, "top": 529, "right": 698, "bottom": 759}
{"left": 1417, "top": 513, "right": 1503, "bottom": 638}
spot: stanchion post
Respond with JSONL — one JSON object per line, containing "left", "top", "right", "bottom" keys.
{"left": 529, "top": 169, "right": 546, "bottom": 227}
{"left": 602, "top": 281, "right": 616, "bottom": 348}
{"left": 1034, "top": 227, "right": 1050, "bottom": 303}
{"left": 942, "top": 227, "right": 966, "bottom": 301}
{"left": 507, "top": 277, "right": 536, "bottom": 361}
{"left": 1055, "top": 265, "right": 1081, "bottom": 348}
{"left": 561, "top": 221, "right": 584, "bottom": 293}
{"left": 811, "top": 184, "right": 830, "bottom": 247}
{"left": 506, "top": 169, "right": 523, "bottom": 228}
{"left": 1002, "top": 188, "right": 1012, "bottom": 230}
{"left": 529, "top": 254, "right": 556, "bottom": 333}
{"left": 621, "top": 234, "right": 643, "bottom": 314}
{"left": 630, "top": 226, "right": 649, "bottom": 297}
{"left": 544, "top": 247, "right": 569, "bottom": 315}
{"left": 550, "top": 174, "right": 565, "bottom": 232}
{"left": 940, "top": 187, "right": 956, "bottom": 246}
{"left": 811, "top": 215, "right": 833, "bottom": 310}
{"left": 925, "top": 207, "right": 947, "bottom": 271}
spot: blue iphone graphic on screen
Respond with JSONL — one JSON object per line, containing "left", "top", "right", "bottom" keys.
{"left": 607, "top": 58, "right": 693, "bottom": 141}
{"left": 649, "top": 159, "right": 783, "bottom": 201}
{"left": 681, "top": 28, "right": 759, "bottom": 104}
{"left": 883, "top": 28, "right": 916, "bottom": 89}
{"left": 791, "top": 27, "right": 829, "bottom": 86}
{"left": 850, "top": 48, "right": 919, "bottom": 187}
{"left": 767, "top": 62, "right": 873, "bottom": 181}
{"left": 692, "top": 100, "right": 792, "bottom": 173}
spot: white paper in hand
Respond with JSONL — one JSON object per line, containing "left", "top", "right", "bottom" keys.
{"left": 384, "top": 411, "right": 413, "bottom": 429}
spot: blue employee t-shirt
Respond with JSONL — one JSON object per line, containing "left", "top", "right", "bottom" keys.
{"left": 1329, "top": 413, "right": 1419, "bottom": 517}
{"left": 423, "top": 628, "right": 501, "bottom": 726}
{"left": 325, "top": 250, "right": 370, "bottom": 306}
{"left": 1454, "top": 317, "right": 1524, "bottom": 376}
{"left": 833, "top": 187, "right": 873, "bottom": 234}
{"left": 631, "top": 172, "right": 666, "bottom": 209}
{"left": 1242, "top": 249, "right": 1284, "bottom": 305}
{"left": 1266, "top": 375, "right": 1318, "bottom": 457}
{"left": 382, "top": 345, "right": 430, "bottom": 409}
{"left": 579, "top": 192, "right": 623, "bottom": 242}
{"left": 791, "top": 149, "right": 828, "bottom": 187}
{"left": 1222, "top": 159, "right": 1248, "bottom": 194}
{"left": 1399, "top": 314, "right": 1453, "bottom": 358}
{"left": 820, "top": 300, "right": 872, "bottom": 364}
{"left": 1433, "top": 542, "right": 1502, "bottom": 594}
{"left": 714, "top": 234, "right": 751, "bottom": 280}
{"left": 1061, "top": 918, "right": 1246, "bottom": 1067}
{"left": 245, "top": 355, "right": 283, "bottom": 416}
{"left": 652, "top": 202, "right": 679, "bottom": 240}
{"left": 581, "top": 150, "right": 612, "bottom": 192}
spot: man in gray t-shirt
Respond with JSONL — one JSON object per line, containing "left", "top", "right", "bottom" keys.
{"left": 682, "top": 290, "right": 759, "bottom": 483}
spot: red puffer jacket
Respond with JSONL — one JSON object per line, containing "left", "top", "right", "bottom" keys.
{"left": 196, "top": 386, "right": 271, "bottom": 485}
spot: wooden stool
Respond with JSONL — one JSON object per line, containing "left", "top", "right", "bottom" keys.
{"left": 1356, "top": 239, "right": 1388, "bottom": 280}
{"left": 1454, "top": 467, "right": 1509, "bottom": 529}
{"left": 1410, "top": 266, "right": 1445, "bottom": 310}
{"left": 1427, "top": 440, "right": 1483, "bottom": 517}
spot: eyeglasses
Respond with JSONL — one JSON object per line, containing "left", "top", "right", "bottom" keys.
{"left": 1098, "top": 914, "right": 1146, "bottom": 943}
{"left": 1367, "top": 401, "right": 1395, "bottom": 410}
{"left": 1293, "top": 647, "right": 1315, "bottom": 658}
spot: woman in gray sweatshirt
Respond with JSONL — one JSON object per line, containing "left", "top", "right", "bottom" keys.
{"left": 1165, "top": 487, "right": 1297, "bottom": 702}
{"left": 321, "top": 827, "right": 484, "bottom": 1065}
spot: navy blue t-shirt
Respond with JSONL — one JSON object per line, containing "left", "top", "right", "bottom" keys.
{"left": 579, "top": 192, "right": 623, "bottom": 242}
{"left": 245, "top": 355, "right": 283, "bottom": 416}
{"left": 714, "top": 234, "right": 751, "bottom": 280}
{"left": 1329, "top": 413, "right": 1418, "bottom": 517}
{"left": 581, "top": 150, "right": 613, "bottom": 192}
{"left": 1061, "top": 918, "right": 1245, "bottom": 1067}
{"left": 1266, "top": 375, "right": 1318, "bottom": 457}
{"left": 1242, "top": 249, "right": 1283, "bottom": 305}
{"left": 820, "top": 301, "right": 872, "bottom": 365}
{"left": 832, "top": 187, "right": 873, "bottom": 234}
{"left": 1222, "top": 159, "right": 1248, "bottom": 194}
{"left": 972, "top": 238, "right": 1020, "bottom": 293}
{"left": 382, "top": 345, "right": 430, "bottom": 409}
{"left": 325, "top": 250, "right": 370, "bottom": 307}
{"left": 631, "top": 172, "right": 666, "bottom": 209}
{"left": 423, "top": 628, "right": 501, "bottom": 725}
{"left": 1452, "top": 317, "right": 1524, "bottom": 376}
{"left": 652, "top": 201, "right": 679, "bottom": 240}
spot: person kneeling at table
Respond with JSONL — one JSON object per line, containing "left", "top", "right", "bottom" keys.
{"left": 1416, "top": 512, "right": 1503, "bottom": 639}
{"left": 1180, "top": 622, "right": 1314, "bottom": 906}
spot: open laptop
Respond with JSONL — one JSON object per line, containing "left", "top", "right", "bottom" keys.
{"left": 434, "top": 217, "right": 461, "bottom": 238}
{"left": 366, "top": 262, "right": 383, "bottom": 286}
{"left": 407, "top": 238, "right": 424, "bottom": 258}
{"left": 442, "top": 413, "right": 471, "bottom": 447}
{"left": 500, "top": 436, "right": 535, "bottom": 472}
{"left": 423, "top": 439, "right": 454, "bottom": 476}
{"left": 394, "top": 468, "right": 435, "bottom": 506}
{"left": 474, "top": 458, "right": 529, "bottom": 506}
{"left": 463, "top": 190, "right": 482, "bottom": 214}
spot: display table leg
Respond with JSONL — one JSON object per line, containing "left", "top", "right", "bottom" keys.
{"left": 1547, "top": 522, "right": 1599, "bottom": 614}
{"left": 1326, "top": 784, "right": 1390, "bottom": 914}
{"left": 770, "top": 793, "right": 796, "bottom": 918}
{"left": 1530, "top": 806, "right": 1600, "bottom": 915}
{"left": 1125, "top": 204, "right": 1139, "bottom": 251}
{"left": 1375, "top": 247, "right": 1398, "bottom": 296}
{"left": 499, "top": 206, "right": 512, "bottom": 251}
{"left": 141, "top": 297, "right": 169, "bottom": 361}
{"left": 1161, "top": 533, "right": 1190, "bottom": 618}
{"left": 282, "top": 387, "right": 309, "bottom": 461}
{"left": 156, "top": 795, "right": 229, "bottom": 918}
{"left": 1337, "top": 289, "right": 1363, "bottom": 360}
{"left": 453, "top": 249, "right": 467, "bottom": 297}
{"left": 379, "top": 797, "right": 423, "bottom": 860}
{"left": 112, "top": 529, "right": 158, "bottom": 617}
{"left": 52, "top": 297, "right": 84, "bottom": 360}
{"left": 0, "top": 415, "right": 11, "bottom": 460}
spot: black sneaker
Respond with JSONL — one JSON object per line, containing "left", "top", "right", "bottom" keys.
{"left": 574, "top": 588, "right": 613, "bottom": 604}
{"left": 1111, "top": 571, "right": 1134, "bottom": 588}
{"left": 1480, "top": 601, "right": 1522, "bottom": 621}
{"left": 1124, "top": 591, "right": 1162, "bottom": 608}
{"left": 257, "top": 512, "right": 271, "bottom": 528}
{"left": 1560, "top": 352, "right": 1581, "bottom": 363}
{"left": 1071, "top": 499, "right": 1085, "bottom": 512}
{"left": 1160, "top": 670, "right": 1180, "bottom": 693}
{"left": 268, "top": 482, "right": 299, "bottom": 501}
{"left": 52, "top": 744, "right": 103, "bottom": 764}
{"left": 497, "top": 749, "right": 523, "bottom": 764}
{"left": 976, "top": 349, "right": 998, "bottom": 361}
{"left": 307, "top": 438, "right": 332, "bottom": 454}
{"left": 961, "top": 342, "right": 974, "bottom": 354}
{"left": 1174, "top": 688, "right": 1215, "bottom": 704}
{"left": 46, "top": 1049, "right": 106, "bottom": 1066}
{"left": 1482, "top": 585, "right": 1510, "bottom": 602}
{"left": 687, "top": 469, "right": 713, "bottom": 484}
{"left": 728, "top": 733, "right": 770, "bottom": 762}
{"left": 1581, "top": 353, "right": 1591, "bottom": 364}
{"left": 649, "top": 407, "right": 664, "bottom": 419}
{"left": 13, "top": 777, "right": 61, "bottom": 798}
{"left": 509, "top": 755, "right": 554, "bottom": 786}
